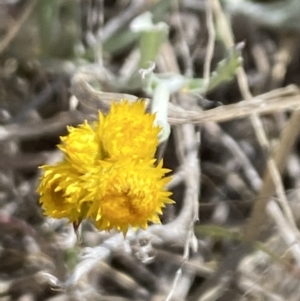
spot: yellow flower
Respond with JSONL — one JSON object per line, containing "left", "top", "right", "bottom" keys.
{"left": 37, "top": 99, "right": 173, "bottom": 234}
{"left": 87, "top": 159, "right": 173, "bottom": 234}
{"left": 59, "top": 121, "right": 101, "bottom": 173}
{"left": 97, "top": 100, "right": 161, "bottom": 160}
{"left": 37, "top": 161, "right": 91, "bottom": 223}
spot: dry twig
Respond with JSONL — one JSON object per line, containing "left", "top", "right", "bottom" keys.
{"left": 0, "top": 0, "right": 37, "bottom": 54}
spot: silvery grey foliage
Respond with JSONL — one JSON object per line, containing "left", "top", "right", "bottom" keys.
{"left": 225, "top": 0, "right": 300, "bottom": 30}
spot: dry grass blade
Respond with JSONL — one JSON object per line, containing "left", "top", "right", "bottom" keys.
{"left": 168, "top": 85, "right": 300, "bottom": 124}
{"left": 1, "top": 83, "right": 298, "bottom": 141}
{"left": 0, "top": 112, "right": 78, "bottom": 141}
{"left": 245, "top": 109, "right": 300, "bottom": 242}
{"left": 71, "top": 74, "right": 300, "bottom": 124}
{"left": 0, "top": 0, "right": 37, "bottom": 54}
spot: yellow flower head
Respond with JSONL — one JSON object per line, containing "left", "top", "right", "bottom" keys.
{"left": 98, "top": 100, "right": 161, "bottom": 160}
{"left": 37, "top": 161, "right": 91, "bottom": 223}
{"left": 37, "top": 99, "right": 173, "bottom": 234}
{"left": 87, "top": 159, "right": 173, "bottom": 234}
{"left": 59, "top": 121, "right": 101, "bottom": 173}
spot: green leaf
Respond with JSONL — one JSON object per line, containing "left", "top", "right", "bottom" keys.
{"left": 183, "top": 44, "right": 242, "bottom": 94}
{"left": 225, "top": 0, "right": 300, "bottom": 30}
{"left": 183, "top": 78, "right": 205, "bottom": 93}
{"left": 139, "top": 27, "right": 168, "bottom": 68}
{"left": 207, "top": 43, "right": 243, "bottom": 92}
{"left": 103, "top": 30, "right": 139, "bottom": 55}
{"left": 131, "top": 12, "right": 168, "bottom": 68}
{"left": 103, "top": 0, "right": 173, "bottom": 56}
{"left": 35, "top": 0, "right": 80, "bottom": 58}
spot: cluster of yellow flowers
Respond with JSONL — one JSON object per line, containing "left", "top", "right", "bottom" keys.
{"left": 37, "top": 100, "right": 173, "bottom": 234}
